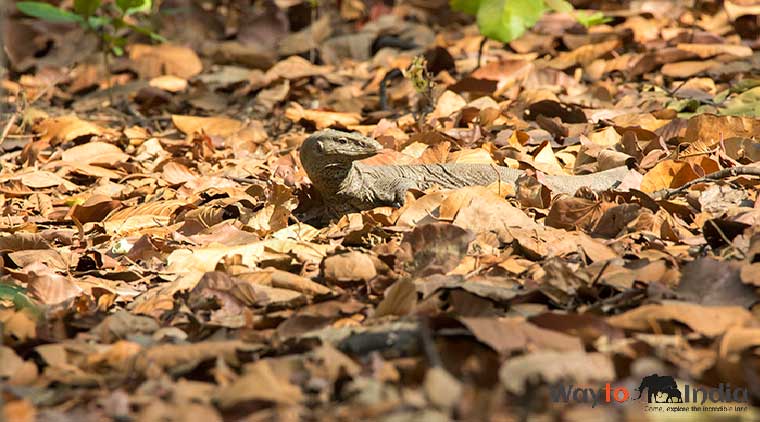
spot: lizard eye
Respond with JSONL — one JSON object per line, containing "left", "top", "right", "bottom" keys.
{"left": 315, "top": 141, "right": 324, "bottom": 152}
{"left": 337, "top": 137, "right": 348, "bottom": 144}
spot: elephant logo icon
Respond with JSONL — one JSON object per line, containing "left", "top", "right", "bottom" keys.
{"left": 633, "top": 374, "right": 682, "bottom": 403}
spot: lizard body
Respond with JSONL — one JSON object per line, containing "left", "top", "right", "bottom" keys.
{"left": 299, "top": 129, "right": 630, "bottom": 214}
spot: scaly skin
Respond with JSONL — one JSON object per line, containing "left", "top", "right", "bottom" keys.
{"left": 299, "top": 129, "right": 630, "bottom": 214}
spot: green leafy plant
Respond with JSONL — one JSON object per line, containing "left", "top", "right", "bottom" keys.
{"left": 404, "top": 56, "right": 435, "bottom": 100}
{"left": 450, "top": 0, "right": 609, "bottom": 43}
{"left": 403, "top": 55, "right": 437, "bottom": 128}
{"left": 0, "top": 283, "right": 42, "bottom": 320}
{"left": 17, "top": 0, "right": 161, "bottom": 56}
{"left": 575, "top": 11, "right": 613, "bottom": 28}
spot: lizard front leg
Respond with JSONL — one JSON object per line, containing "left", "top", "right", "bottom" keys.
{"left": 373, "top": 178, "right": 418, "bottom": 208}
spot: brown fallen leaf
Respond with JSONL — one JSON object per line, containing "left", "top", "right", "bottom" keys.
{"left": 607, "top": 301, "right": 753, "bottom": 337}
{"left": 129, "top": 43, "right": 203, "bottom": 79}
{"left": 14, "top": 170, "right": 77, "bottom": 190}
{"left": 22, "top": 262, "right": 83, "bottom": 305}
{"left": 460, "top": 316, "right": 583, "bottom": 354}
{"left": 61, "top": 141, "right": 128, "bottom": 166}
{"left": 0, "top": 310, "right": 37, "bottom": 342}
{"left": 133, "top": 341, "right": 258, "bottom": 375}
{"left": 374, "top": 279, "right": 416, "bottom": 317}
{"left": 33, "top": 115, "right": 104, "bottom": 145}
{"left": 398, "top": 223, "right": 474, "bottom": 276}
{"left": 547, "top": 39, "right": 620, "bottom": 69}
{"left": 172, "top": 115, "right": 244, "bottom": 138}
{"left": 661, "top": 60, "right": 720, "bottom": 78}
{"left": 264, "top": 55, "right": 331, "bottom": 80}
{"left": 684, "top": 113, "right": 760, "bottom": 145}
{"left": 546, "top": 196, "right": 612, "bottom": 231}
{"left": 675, "top": 257, "right": 758, "bottom": 307}
{"left": 215, "top": 359, "right": 303, "bottom": 407}
{"left": 499, "top": 351, "right": 615, "bottom": 394}
{"left": 424, "top": 367, "right": 463, "bottom": 410}
{"left": 449, "top": 186, "right": 536, "bottom": 235}
{"left": 69, "top": 194, "right": 122, "bottom": 224}
{"left": 323, "top": 251, "right": 377, "bottom": 284}
{"left": 640, "top": 160, "right": 700, "bottom": 192}
{"left": 148, "top": 75, "right": 188, "bottom": 92}
{"left": 2, "top": 399, "right": 35, "bottom": 422}
{"left": 676, "top": 43, "right": 753, "bottom": 58}
{"left": 284, "top": 102, "right": 361, "bottom": 129}
{"left": 471, "top": 59, "right": 533, "bottom": 92}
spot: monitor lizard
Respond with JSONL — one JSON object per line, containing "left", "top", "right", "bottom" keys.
{"left": 299, "top": 129, "right": 631, "bottom": 215}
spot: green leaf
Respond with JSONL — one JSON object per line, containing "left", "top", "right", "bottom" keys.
{"left": 450, "top": 0, "right": 481, "bottom": 16}
{"left": 576, "top": 11, "right": 612, "bottom": 28}
{"left": 74, "top": 0, "right": 101, "bottom": 17}
{"left": 713, "top": 89, "right": 730, "bottom": 104}
{"left": 720, "top": 86, "right": 760, "bottom": 117}
{"left": 667, "top": 98, "right": 700, "bottom": 113}
{"left": 476, "top": 0, "right": 546, "bottom": 43}
{"left": 0, "top": 284, "right": 41, "bottom": 319}
{"left": 87, "top": 15, "right": 109, "bottom": 28}
{"left": 126, "top": 22, "right": 166, "bottom": 42}
{"left": 544, "top": 0, "right": 573, "bottom": 13}
{"left": 730, "top": 79, "right": 760, "bottom": 94}
{"left": 116, "top": 0, "right": 151, "bottom": 14}
{"left": 16, "top": 2, "right": 83, "bottom": 23}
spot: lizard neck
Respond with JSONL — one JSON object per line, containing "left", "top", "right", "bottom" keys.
{"left": 305, "top": 161, "right": 355, "bottom": 196}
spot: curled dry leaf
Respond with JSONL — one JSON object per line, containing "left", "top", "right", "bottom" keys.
{"left": 460, "top": 317, "right": 583, "bottom": 354}
{"left": 265, "top": 55, "right": 331, "bottom": 80}
{"left": 33, "top": 115, "right": 104, "bottom": 145}
{"left": 499, "top": 351, "right": 615, "bottom": 394}
{"left": 676, "top": 43, "right": 753, "bottom": 58}
{"left": 374, "top": 278, "right": 416, "bottom": 317}
{"left": 424, "top": 367, "right": 463, "bottom": 410}
{"left": 215, "top": 360, "right": 303, "bottom": 408}
{"left": 284, "top": 102, "right": 361, "bottom": 129}
{"left": 547, "top": 39, "right": 620, "bottom": 70}
{"left": 607, "top": 301, "right": 754, "bottom": 337}
{"left": 22, "top": 262, "right": 83, "bottom": 305}
{"left": 69, "top": 195, "right": 121, "bottom": 223}
{"left": 323, "top": 251, "right": 377, "bottom": 284}
{"left": 445, "top": 186, "right": 536, "bottom": 235}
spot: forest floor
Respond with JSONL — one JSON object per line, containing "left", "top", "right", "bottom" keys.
{"left": 2, "top": 0, "right": 760, "bottom": 420}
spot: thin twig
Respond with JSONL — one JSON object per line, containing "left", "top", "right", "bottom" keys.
{"left": 475, "top": 36, "right": 487, "bottom": 71}
{"left": 0, "top": 112, "right": 17, "bottom": 147}
{"left": 419, "top": 316, "right": 442, "bottom": 368}
{"left": 656, "top": 165, "right": 760, "bottom": 200}
{"left": 225, "top": 175, "right": 267, "bottom": 186}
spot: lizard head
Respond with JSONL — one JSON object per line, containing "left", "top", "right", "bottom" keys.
{"left": 300, "top": 129, "right": 384, "bottom": 181}
{"left": 301, "top": 129, "right": 383, "bottom": 162}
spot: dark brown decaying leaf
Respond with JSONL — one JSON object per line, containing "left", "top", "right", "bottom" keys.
{"left": 398, "top": 223, "right": 474, "bottom": 276}
{"left": 674, "top": 257, "right": 759, "bottom": 308}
